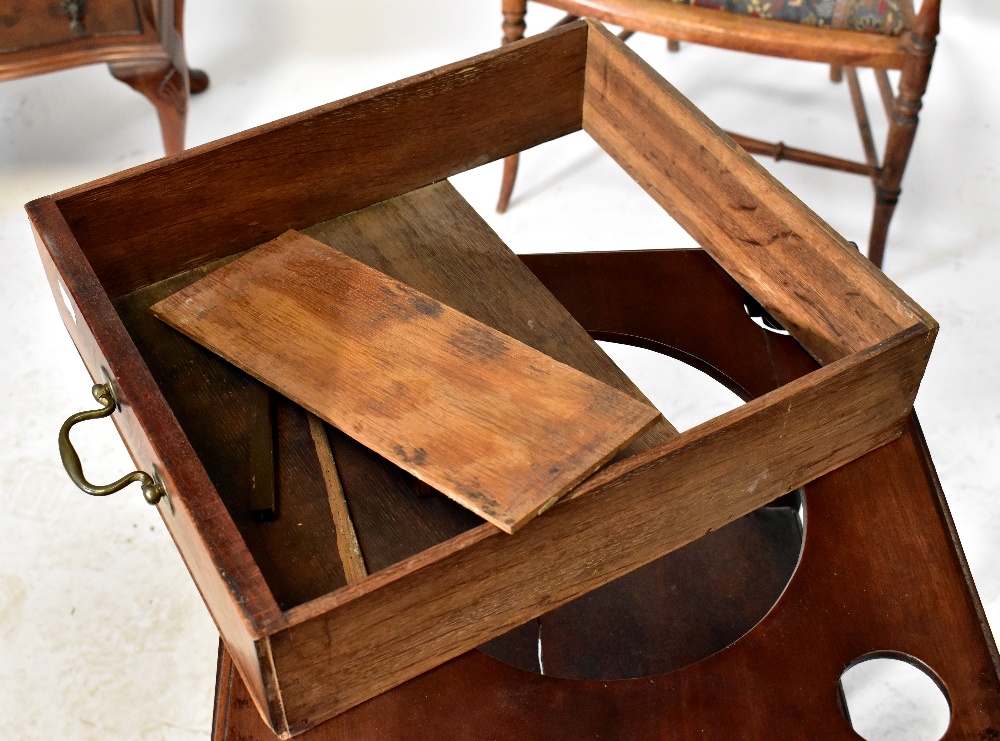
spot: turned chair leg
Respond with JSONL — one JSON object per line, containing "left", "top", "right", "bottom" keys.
{"left": 497, "top": 0, "right": 527, "bottom": 213}
{"left": 830, "top": 65, "right": 843, "bottom": 83}
{"left": 110, "top": 62, "right": 189, "bottom": 156}
{"left": 498, "top": 153, "right": 521, "bottom": 214}
{"left": 869, "top": 188, "right": 897, "bottom": 270}
{"left": 867, "top": 20, "right": 936, "bottom": 268}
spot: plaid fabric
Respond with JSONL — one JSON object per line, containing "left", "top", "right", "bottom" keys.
{"left": 669, "top": 0, "right": 907, "bottom": 35}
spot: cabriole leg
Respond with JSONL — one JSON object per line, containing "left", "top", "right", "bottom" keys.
{"left": 109, "top": 62, "right": 189, "bottom": 156}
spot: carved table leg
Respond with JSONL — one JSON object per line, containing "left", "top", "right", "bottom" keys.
{"left": 109, "top": 61, "right": 189, "bottom": 156}
{"left": 106, "top": 0, "right": 207, "bottom": 154}
{"left": 496, "top": 0, "right": 527, "bottom": 213}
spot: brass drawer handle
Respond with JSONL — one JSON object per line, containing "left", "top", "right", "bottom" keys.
{"left": 59, "top": 383, "right": 164, "bottom": 505}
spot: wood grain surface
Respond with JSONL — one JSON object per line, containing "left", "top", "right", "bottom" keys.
{"left": 302, "top": 181, "right": 678, "bottom": 455}
{"left": 582, "top": 20, "right": 933, "bottom": 365}
{"left": 152, "top": 230, "right": 659, "bottom": 532}
{"left": 51, "top": 21, "right": 589, "bottom": 298}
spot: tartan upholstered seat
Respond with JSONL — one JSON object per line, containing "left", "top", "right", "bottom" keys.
{"left": 669, "top": 0, "right": 912, "bottom": 35}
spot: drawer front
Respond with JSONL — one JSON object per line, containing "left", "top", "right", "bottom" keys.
{"left": 29, "top": 206, "right": 287, "bottom": 735}
{"left": 0, "top": 0, "right": 143, "bottom": 54}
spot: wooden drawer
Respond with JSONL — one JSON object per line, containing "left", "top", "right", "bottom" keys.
{"left": 28, "top": 20, "right": 938, "bottom": 738}
{"left": 0, "top": 0, "right": 143, "bottom": 54}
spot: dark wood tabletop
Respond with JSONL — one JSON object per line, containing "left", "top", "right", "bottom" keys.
{"left": 211, "top": 248, "right": 1000, "bottom": 740}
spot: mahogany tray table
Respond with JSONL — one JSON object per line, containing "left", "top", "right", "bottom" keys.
{"left": 27, "top": 19, "right": 995, "bottom": 738}
{"left": 211, "top": 247, "right": 1000, "bottom": 739}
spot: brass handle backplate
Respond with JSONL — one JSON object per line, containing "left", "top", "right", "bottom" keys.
{"left": 59, "top": 383, "right": 165, "bottom": 505}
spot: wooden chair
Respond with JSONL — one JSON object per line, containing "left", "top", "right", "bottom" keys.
{"left": 0, "top": 0, "right": 208, "bottom": 155}
{"left": 496, "top": 0, "right": 942, "bottom": 268}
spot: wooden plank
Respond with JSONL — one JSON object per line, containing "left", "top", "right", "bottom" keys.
{"left": 545, "top": 0, "right": 907, "bottom": 68}
{"left": 270, "top": 321, "right": 934, "bottom": 732}
{"left": 152, "top": 231, "right": 660, "bottom": 533}
{"left": 299, "top": 180, "right": 677, "bottom": 572}
{"left": 47, "top": 21, "right": 590, "bottom": 299}
{"left": 303, "top": 181, "right": 678, "bottom": 454}
{"left": 308, "top": 415, "right": 368, "bottom": 585}
{"left": 581, "top": 21, "right": 933, "bottom": 365}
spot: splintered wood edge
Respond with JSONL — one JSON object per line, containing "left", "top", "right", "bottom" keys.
{"left": 307, "top": 414, "right": 368, "bottom": 584}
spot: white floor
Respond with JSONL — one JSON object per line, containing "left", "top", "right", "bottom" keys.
{"left": 0, "top": 1, "right": 997, "bottom": 739}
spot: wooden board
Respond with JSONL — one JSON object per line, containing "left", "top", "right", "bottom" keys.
{"left": 152, "top": 230, "right": 660, "bottom": 533}
{"left": 302, "top": 180, "right": 678, "bottom": 455}
{"left": 301, "top": 180, "right": 678, "bottom": 571}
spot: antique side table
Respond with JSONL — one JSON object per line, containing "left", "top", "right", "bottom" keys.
{"left": 0, "top": 0, "right": 207, "bottom": 154}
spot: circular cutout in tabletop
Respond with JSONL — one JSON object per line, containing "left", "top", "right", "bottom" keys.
{"left": 840, "top": 654, "right": 951, "bottom": 741}
{"left": 478, "top": 347, "right": 804, "bottom": 679}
